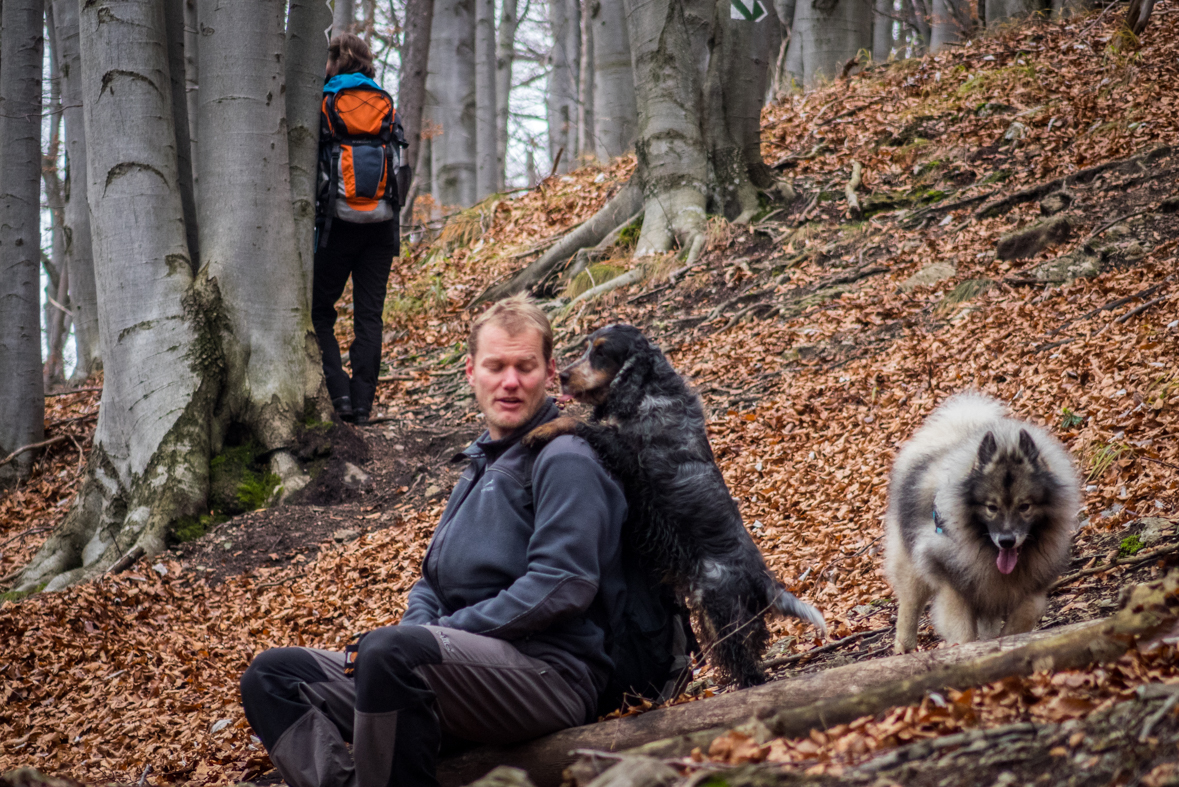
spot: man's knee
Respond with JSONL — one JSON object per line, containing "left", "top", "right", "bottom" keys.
{"left": 241, "top": 648, "right": 329, "bottom": 749}
{"left": 353, "top": 626, "right": 441, "bottom": 713}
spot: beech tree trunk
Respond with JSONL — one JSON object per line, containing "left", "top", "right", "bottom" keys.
{"left": 986, "top": 0, "right": 1044, "bottom": 26}
{"left": 479, "top": 0, "right": 782, "bottom": 303}
{"left": 0, "top": 0, "right": 46, "bottom": 490}
{"left": 184, "top": 0, "right": 199, "bottom": 198}
{"left": 906, "top": 0, "right": 931, "bottom": 50}
{"left": 784, "top": 0, "right": 805, "bottom": 88}
{"left": 196, "top": 0, "right": 320, "bottom": 477}
{"left": 796, "top": 0, "right": 873, "bottom": 87}
{"left": 427, "top": 0, "right": 477, "bottom": 207}
{"left": 590, "top": 0, "right": 637, "bottom": 160}
{"left": 398, "top": 0, "right": 434, "bottom": 222}
{"left": 703, "top": 2, "right": 764, "bottom": 223}
{"left": 50, "top": 0, "right": 101, "bottom": 383}
{"left": 874, "top": 0, "right": 894, "bottom": 60}
{"left": 165, "top": 0, "right": 199, "bottom": 267}
{"left": 286, "top": 0, "right": 332, "bottom": 302}
{"left": 15, "top": 0, "right": 209, "bottom": 590}
{"left": 578, "top": 0, "right": 594, "bottom": 161}
{"left": 14, "top": 0, "right": 329, "bottom": 595}
{"left": 494, "top": 0, "right": 519, "bottom": 190}
{"left": 547, "top": 0, "right": 579, "bottom": 174}
{"left": 626, "top": 0, "right": 708, "bottom": 255}
{"left": 43, "top": 9, "right": 69, "bottom": 391}
{"left": 333, "top": 0, "right": 354, "bottom": 34}
{"left": 475, "top": 0, "right": 497, "bottom": 199}
{"left": 930, "top": 0, "right": 971, "bottom": 51}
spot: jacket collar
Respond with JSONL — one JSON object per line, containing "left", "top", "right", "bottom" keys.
{"left": 455, "top": 398, "right": 559, "bottom": 464}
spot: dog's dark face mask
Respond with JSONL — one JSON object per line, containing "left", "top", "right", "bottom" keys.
{"left": 966, "top": 429, "right": 1059, "bottom": 575}
{"left": 558, "top": 324, "right": 644, "bottom": 406}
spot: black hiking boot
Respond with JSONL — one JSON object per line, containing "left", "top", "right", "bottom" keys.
{"left": 333, "top": 396, "right": 355, "bottom": 423}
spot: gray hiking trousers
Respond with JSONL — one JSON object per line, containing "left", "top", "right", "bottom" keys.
{"left": 240, "top": 624, "right": 590, "bottom": 787}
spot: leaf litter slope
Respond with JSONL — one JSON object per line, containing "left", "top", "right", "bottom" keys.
{"left": 3, "top": 6, "right": 1179, "bottom": 784}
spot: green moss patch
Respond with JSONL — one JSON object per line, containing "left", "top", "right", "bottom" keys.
{"left": 208, "top": 441, "right": 281, "bottom": 516}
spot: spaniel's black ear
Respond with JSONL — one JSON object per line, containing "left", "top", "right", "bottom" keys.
{"left": 607, "top": 348, "right": 655, "bottom": 416}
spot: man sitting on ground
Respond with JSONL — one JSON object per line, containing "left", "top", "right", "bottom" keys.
{"left": 240, "top": 293, "right": 629, "bottom": 787}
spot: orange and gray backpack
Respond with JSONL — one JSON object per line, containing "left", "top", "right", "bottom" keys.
{"left": 316, "top": 73, "right": 410, "bottom": 249}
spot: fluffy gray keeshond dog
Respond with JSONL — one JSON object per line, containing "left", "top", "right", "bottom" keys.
{"left": 885, "top": 392, "right": 1081, "bottom": 654}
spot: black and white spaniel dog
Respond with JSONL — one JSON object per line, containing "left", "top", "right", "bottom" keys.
{"left": 525, "top": 324, "right": 826, "bottom": 687}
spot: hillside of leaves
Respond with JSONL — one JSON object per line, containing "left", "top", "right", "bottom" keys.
{"left": 2, "top": 4, "right": 1179, "bottom": 785}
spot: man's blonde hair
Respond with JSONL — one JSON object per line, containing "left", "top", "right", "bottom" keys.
{"left": 468, "top": 293, "right": 553, "bottom": 362}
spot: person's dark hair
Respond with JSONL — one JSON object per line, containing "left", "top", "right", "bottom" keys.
{"left": 328, "top": 33, "right": 376, "bottom": 79}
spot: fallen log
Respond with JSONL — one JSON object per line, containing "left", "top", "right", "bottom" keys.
{"left": 435, "top": 626, "right": 1071, "bottom": 786}
{"left": 470, "top": 183, "right": 643, "bottom": 308}
{"left": 439, "top": 572, "right": 1179, "bottom": 787}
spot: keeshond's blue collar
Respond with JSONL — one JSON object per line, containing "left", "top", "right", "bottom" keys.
{"left": 933, "top": 508, "right": 946, "bottom": 534}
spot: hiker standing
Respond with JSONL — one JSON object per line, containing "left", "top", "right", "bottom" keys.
{"left": 312, "top": 34, "right": 406, "bottom": 426}
{"left": 241, "top": 296, "right": 686, "bottom": 787}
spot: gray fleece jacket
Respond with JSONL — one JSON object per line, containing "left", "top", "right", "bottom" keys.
{"left": 401, "top": 400, "right": 628, "bottom": 717}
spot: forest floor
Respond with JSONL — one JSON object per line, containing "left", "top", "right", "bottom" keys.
{"left": 4, "top": 5, "right": 1179, "bottom": 786}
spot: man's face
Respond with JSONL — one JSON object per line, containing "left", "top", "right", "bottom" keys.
{"left": 466, "top": 324, "right": 556, "bottom": 440}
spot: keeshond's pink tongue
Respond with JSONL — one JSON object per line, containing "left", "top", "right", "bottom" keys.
{"left": 997, "top": 548, "right": 1019, "bottom": 574}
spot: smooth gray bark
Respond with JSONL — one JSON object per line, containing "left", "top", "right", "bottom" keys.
{"left": 703, "top": 1, "right": 762, "bottom": 222}
{"left": 874, "top": 0, "right": 894, "bottom": 60}
{"left": 0, "top": 0, "right": 46, "bottom": 489}
{"left": 333, "top": 0, "right": 355, "bottom": 34}
{"left": 165, "top": 0, "right": 199, "bottom": 268}
{"left": 427, "top": 0, "right": 477, "bottom": 206}
{"left": 577, "top": 0, "right": 594, "bottom": 160}
{"left": 399, "top": 0, "right": 434, "bottom": 222}
{"left": 986, "top": 0, "right": 1043, "bottom": 26}
{"left": 16, "top": 0, "right": 209, "bottom": 590}
{"left": 1124, "top": 0, "right": 1156, "bottom": 31}
{"left": 494, "top": 0, "right": 518, "bottom": 189}
{"left": 785, "top": 0, "right": 805, "bottom": 88}
{"left": 930, "top": 0, "right": 970, "bottom": 50}
{"left": 43, "top": 8, "right": 69, "bottom": 391}
{"left": 286, "top": 0, "right": 332, "bottom": 303}
{"left": 625, "top": 0, "right": 708, "bottom": 254}
{"left": 905, "top": 0, "right": 931, "bottom": 49}
{"left": 50, "top": 0, "right": 100, "bottom": 382}
{"left": 796, "top": 0, "right": 873, "bottom": 87}
{"left": 546, "top": 0, "right": 579, "bottom": 174}
{"left": 475, "top": 0, "right": 497, "bottom": 199}
{"left": 590, "top": 0, "right": 636, "bottom": 159}
{"left": 196, "top": 0, "right": 320, "bottom": 463}
{"left": 184, "top": 0, "right": 199, "bottom": 197}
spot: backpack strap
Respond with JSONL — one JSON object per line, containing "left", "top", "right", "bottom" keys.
{"left": 319, "top": 142, "right": 342, "bottom": 251}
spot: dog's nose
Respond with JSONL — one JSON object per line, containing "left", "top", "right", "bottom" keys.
{"left": 997, "top": 535, "right": 1016, "bottom": 549}
{"left": 559, "top": 370, "right": 570, "bottom": 384}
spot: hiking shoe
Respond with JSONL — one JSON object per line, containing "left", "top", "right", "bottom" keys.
{"left": 353, "top": 409, "right": 371, "bottom": 426}
{"left": 333, "top": 396, "right": 355, "bottom": 422}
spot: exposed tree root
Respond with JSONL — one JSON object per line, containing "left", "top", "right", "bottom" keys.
{"left": 471, "top": 183, "right": 643, "bottom": 307}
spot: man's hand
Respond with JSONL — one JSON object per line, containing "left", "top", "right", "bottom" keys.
{"left": 522, "top": 417, "right": 581, "bottom": 449}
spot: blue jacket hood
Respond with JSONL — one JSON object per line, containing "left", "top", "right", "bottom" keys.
{"left": 323, "top": 73, "right": 382, "bottom": 94}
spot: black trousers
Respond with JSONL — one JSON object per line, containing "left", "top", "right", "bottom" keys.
{"left": 312, "top": 219, "right": 399, "bottom": 412}
{"left": 239, "top": 625, "right": 588, "bottom": 787}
